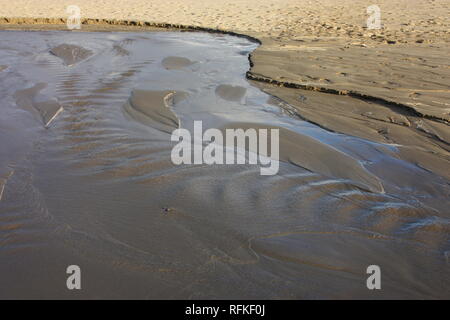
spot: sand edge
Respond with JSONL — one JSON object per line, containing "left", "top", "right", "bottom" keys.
{"left": 2, "top": 17, "right": 447, "bottom": 126}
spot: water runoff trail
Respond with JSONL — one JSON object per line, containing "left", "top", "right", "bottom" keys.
{"left": 0, "top": 30, "right": 448, "bottom": 299}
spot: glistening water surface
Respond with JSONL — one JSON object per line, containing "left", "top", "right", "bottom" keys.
{"left": 0, "top": 30, "right": 449, "bottom": 298}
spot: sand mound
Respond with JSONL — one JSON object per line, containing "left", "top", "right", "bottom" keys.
{"left": 162, "top": 56, "right": 195, "bottom": 70}
{"left": 215, "top": 84, "right": 247, "bottom": 102}
{"left": 14, "top": 83, "right": 63, "bottom": 127}
{"left": 50, "top": 44, "right": 93, "bottom": 66}
{"left": 123, "top": 90, "right": 187, "bottom": 133}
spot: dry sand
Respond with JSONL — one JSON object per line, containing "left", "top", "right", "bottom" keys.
{"left": 1, "top": 0, "right": 449, "bottom": 42}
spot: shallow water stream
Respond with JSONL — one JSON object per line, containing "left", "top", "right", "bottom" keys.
{"left": 0, "top": 30, "right": 448, "bottom": 298}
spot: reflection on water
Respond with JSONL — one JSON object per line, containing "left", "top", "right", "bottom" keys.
{"left": 0, "top": 30, "right": 448, "bottom": 299}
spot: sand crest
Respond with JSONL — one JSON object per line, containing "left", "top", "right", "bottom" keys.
{"left": 123, "top": 90, "right": 185, "bottom": 133}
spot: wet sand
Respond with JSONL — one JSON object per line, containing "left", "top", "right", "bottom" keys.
{"left": 0, "top": 0, "right": 449, "bottom": 299}
{"left": 0, "top": 30, "right": 448, "bottom": 300}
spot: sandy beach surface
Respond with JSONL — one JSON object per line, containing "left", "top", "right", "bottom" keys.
{"left": 0, "top": 1, "right": 449, "bottom": 299}
{"left": 1, "top": 0, "right": 449, "bottom": 150}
